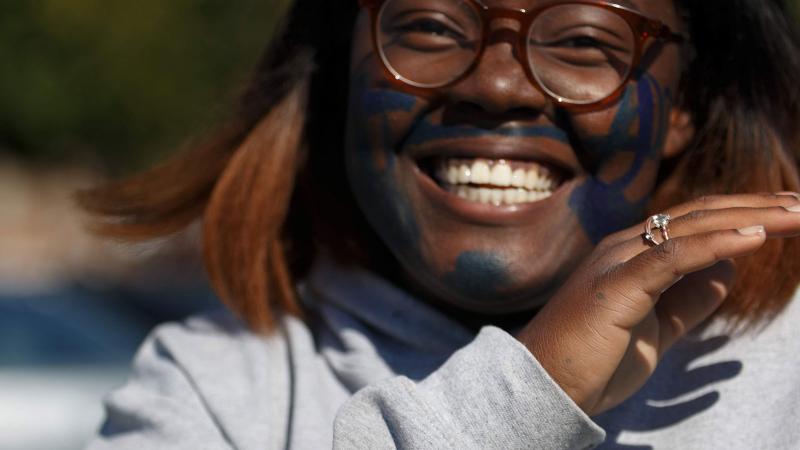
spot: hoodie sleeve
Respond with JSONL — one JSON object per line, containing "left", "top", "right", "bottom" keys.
{"left": 333, "top": 326, "right": 605, "bottom": 450}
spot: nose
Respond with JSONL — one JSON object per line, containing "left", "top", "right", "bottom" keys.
{"left": 443, "top": 24, "right": 548, "bottom": 117}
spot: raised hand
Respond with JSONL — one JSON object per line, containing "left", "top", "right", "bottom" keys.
{"left": 516, "top": 193, "right": 800, "bottom": 416}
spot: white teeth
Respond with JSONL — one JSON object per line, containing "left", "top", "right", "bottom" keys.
{"left": 472, "top": 161, "right": 491, "bottom": 184}
{"left": 443, "top": 186, "right": 554, "bottom": 206}
{"left": 526, "top": 190, "right": 552, "bottom": 202}
{"left": 491, "top": 189, "right": 504, "bottom": 205}
{"left": 434, "top": 157, "right": 563, "bottom": 206}
{"left": 458, "top": 164, "right": 471, "bottom": 184}
{"left": 511, "top": 168, "right": 527, "bottom": 188}
{"left": 479, "top": 188, "right": 492, "bottom": 203}
{"left": 438, "top": 158, "right": 558, "bottom": 190}
{"left": 490, "top": 161, "right": 512, "bottom": 187}
{"left": 447, "top": 165, "right": 459, "bottom": 185}
{"left": 525, "top": 171, "right": 538, "bottom": 190}
{"left": 503, "top": 188, "right": 517, "bottom": 204}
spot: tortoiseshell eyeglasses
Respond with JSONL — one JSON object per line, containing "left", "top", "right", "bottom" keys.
{"left": 358, "top": 0, "right": 686, "bottom": 110}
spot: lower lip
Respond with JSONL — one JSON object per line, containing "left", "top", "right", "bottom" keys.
{"left": 412, "top": 160, "right": 577, "bottom": 226}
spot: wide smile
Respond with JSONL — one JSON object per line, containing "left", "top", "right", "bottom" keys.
{"left": 430, "top": 157, "right": 567, "bottom": 206}
{"left": 411, "top": 141, "right": 578, "bottom": 225}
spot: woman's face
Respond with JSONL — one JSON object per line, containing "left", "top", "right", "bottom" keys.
{"left": 345, "top": 0, "right": 689, "bottom": 313}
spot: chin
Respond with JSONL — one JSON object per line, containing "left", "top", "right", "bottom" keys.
{"left": 397, "top": 232, "right": 588, "bottom": 316}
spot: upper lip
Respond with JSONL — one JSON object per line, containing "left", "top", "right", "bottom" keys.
{"left": 407, "top": 136, "right": 580, "bottom": 178}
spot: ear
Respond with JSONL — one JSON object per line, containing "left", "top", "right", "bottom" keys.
{"left": 661, "top": 107, "right": 695, "bottom": 159}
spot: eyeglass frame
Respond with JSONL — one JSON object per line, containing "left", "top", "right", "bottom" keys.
{"left": 357, "top": 0, "right": 687, "bottom": 112}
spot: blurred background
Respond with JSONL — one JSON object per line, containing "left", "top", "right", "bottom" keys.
{"left": 2, "top": 1, "right": 800, "bottom": 449}
{"left": 1, "top": 1, "right": 285, "bottom": 448}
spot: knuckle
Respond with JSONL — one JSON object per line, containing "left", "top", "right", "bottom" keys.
{"left": 595, "top": 278, "right": 655, "bottom": 324}
{"left": 582, "top": 318, "right": 613, "bottom": 348}
{"left": 699, "top": 232, "right": 726, "bottom": 260}
{"left": 607, "top": 284, "right": 647, "bottom": 311}
{"left": 755, "top": 193, "right": 794, "bottom": 208}
{"left": 682, "top": 209, "right": 708, "bottom": 224}
{"left": 652, "top": 239, "right": 679, "bottom": 265}
{"left": 708, "top": 237, "right": 725, "bottom": 261}
{"left": 693, "top": 195, "right": 720, "bottom": 209}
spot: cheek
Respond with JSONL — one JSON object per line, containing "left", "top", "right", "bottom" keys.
{"left": 344, "top": 72, "right": 428, "bottom": 262}
{"left": 568, "top": 74, "right": 672, "bottom": 243}
{"left": 353, "top": 86, "right": 417, "bottom": 169}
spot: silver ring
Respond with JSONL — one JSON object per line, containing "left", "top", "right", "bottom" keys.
{"left": 643, "top": 213, "right": 671, "bottom": 246}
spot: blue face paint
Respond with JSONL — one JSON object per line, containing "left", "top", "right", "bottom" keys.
{"left": 442, "top": 251, "right": 513, "bottom": 301}
{"left": 361, "top": 88, "right": 417, "bottom": 116}
{"left": 361, "top": 87, "right": 569, "bottom": 150}
{"left": 568, "top": 74, "right": 671, "bottom": 243}
{"left": 403, "top": 120, "right": 569, "bottom": 148}
{"left": 346, "top": 76, "right": 424, "bottom": 266}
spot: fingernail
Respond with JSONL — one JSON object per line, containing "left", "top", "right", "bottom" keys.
{"left": 738, "top": 225, "right": 765, "bottom": 236}
{"left": 785, "top": 205, "right": 800, "bottom": 212}
{"left": 777, "top": 192, "right": 800, "bottom": 200}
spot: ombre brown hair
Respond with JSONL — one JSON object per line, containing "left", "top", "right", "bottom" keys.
{"left": 79, "top": 0, "right": 800, "bottom": 333}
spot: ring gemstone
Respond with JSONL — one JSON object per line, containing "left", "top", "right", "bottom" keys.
{"left": 652, "top": 214, "right": 671, "bottom": 229}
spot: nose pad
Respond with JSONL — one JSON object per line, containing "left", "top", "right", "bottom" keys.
{"left": 442, "top": 31, "right": 548, "bottom": 118}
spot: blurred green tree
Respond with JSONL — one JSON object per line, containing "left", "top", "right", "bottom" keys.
{"left": 0, "top": 0, "right": 286, "bottom": 172}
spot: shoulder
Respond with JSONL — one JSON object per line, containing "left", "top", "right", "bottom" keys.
{"left": 137, "top": 308, "right": 298, "bottom": 410}
{"left": 93, "top": 309, "right": 305, "bottom": 450}
{"left": 147, "top": 308, "right": 286, "bottom": 368}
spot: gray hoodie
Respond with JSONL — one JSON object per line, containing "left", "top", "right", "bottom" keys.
{"left": 88, "top": 259, "right": 800, "bottom": 449}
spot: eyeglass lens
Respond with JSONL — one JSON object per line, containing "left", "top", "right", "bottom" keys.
{"left": 376, "top": 0, "right": 636, "bottom": 104}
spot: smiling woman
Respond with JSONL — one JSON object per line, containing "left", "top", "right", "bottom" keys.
{"left": 81, "top": 0, "right": 800, "bottom": 449}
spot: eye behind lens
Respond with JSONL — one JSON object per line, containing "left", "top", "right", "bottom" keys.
{"left": 527, "top": 3, "right": 635, "bottom": 104}
{"left": 376, "top": 0, "right": 482, "bottom": 88}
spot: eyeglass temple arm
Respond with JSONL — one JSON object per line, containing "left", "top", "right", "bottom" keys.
{"left": 646, "top": 20, "right": 689, "bottom": 44}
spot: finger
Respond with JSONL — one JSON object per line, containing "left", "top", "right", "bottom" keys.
{"left": 593, "top": 227, "right": 766, "bottom": 330}
{"left": 604, "top": 205, "right": 800, "bottom": 262}
{"left": 668, "top": 206, "right": 800, "bottom": 239}
{"left": 664, "top": 193, "right": 800, "bottom": 219}
{"left": 654, "top": 260, "right": 736, "bottom": 355}
{"left": 598, "top": 193, "right": 800, "bottom": 249}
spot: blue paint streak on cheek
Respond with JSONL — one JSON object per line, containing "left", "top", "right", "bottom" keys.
{"left": 635, "top": 77, "right": 656, "bottom": 161}
{"left": 346, "top": 78, "right": 424, "bottom": 261}
{"left": 442, "top": 251, "right": 513, "bottom": 301}
{"left": 361, "top": 87, "right": 420, "bottom": 170}
{"left": 362, "top": 88, "right": 417, "bottom": 116}
{"left": 580, "top": 83, "right": 640, "bottom": 162}
{"left": 568, "top": 75, "right": 666, "bottom": 243}
{"left": 404, "top": 120, "right": 569, "bottom": 148}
